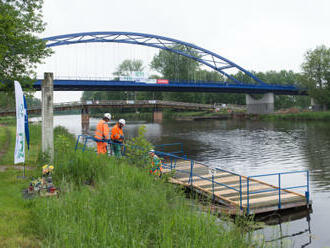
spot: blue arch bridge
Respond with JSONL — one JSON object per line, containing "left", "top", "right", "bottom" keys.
{"left": 34, "top": 31, "right": 308, "bottom": 117}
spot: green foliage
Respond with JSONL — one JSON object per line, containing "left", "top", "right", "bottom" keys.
{"left": 0, "top": 169, "right": 40, "bottom": 247}
{"left": 263, "top": 111, "right": 330, "bottom": 121}
{"left": 0, "top": 123, "right": 42, "bottom": 166}
{"left": 113, "top": 59, "right": 144, "bottom": 77}
{"left": 125, "top": 125, "right": 153, "bottom": 167}
{"left": 0, "top": 0, "right": 52, "bottom": 91}
{"left": 0, "top": 120, "right": 263, "bottom": 247}
{"left": 31, "top": 155, "right": 260, "bottom": 248}
{"left": 301, "top": 45, "right": 330, "bottom": 108}
{"left": 53, "top": 126, "right": 109, "bottom": 186}
{"left": 151, "top": 45, "right": 200, "bottom": 81}
{"left": 82, "top": 59, "right": 146, "bottom": 113}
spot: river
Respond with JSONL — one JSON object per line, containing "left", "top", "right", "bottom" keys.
{"left": 33, "top": 114, "right": 330, "bottom": 247}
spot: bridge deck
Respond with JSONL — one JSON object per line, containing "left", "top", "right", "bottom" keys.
{"left": 163, "top": 160, "right": 309, "bottom": 215}
{"left": 32, "top": 79, "right": 307, "bottom": 95}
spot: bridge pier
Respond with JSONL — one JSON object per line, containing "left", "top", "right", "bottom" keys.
{"left": 81, "top": 107, "right": 90, "bottom": 133}
{"left": 246, "top": 93, "right": 274, "bottom": 114}
{"left": 311, "top": 97, "right": 327, "bottom": 111}
{"left": 153, "top": 110, "right": 163, "bottom": 123}
{"left": 41, "top": 72, "right": 54, "bottom": 162}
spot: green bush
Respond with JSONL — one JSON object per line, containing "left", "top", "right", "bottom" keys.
{"left": 125, "top": 125, "right": 153, "bottom": 168}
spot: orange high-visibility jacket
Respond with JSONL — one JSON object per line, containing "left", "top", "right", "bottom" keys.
{"left": 111, "top": 124, "right": 123, "bottom": 142}
{"left": 94, "top": 120, "right": 110, "bottom": 141}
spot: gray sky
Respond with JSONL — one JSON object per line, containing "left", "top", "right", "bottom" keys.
{"left": 35, "top": 0, "right": 330, "bottom": 102}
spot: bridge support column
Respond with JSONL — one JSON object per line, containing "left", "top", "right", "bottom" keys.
{"left": 246, "top": 93, "right": 274, "bottom": 114}
{"left": 42, "top": 72, "right": 54, "bottom": 162}
{"left": 311, "top": 97, "right": 327, "bottom": 111}
{"left": 153, "top": 110, "right": 163, "bottom": 123}
{"left": 81, "top": 107, "right": 90, "bottom": 134}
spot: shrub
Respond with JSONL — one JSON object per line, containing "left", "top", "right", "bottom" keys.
{"left": 125, "top": 125, "right": 153, "bottom": 168}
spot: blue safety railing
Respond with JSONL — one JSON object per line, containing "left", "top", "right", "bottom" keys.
{"left": 75, "top": 134, "right": 126, "bottom": 156}
{"left": 75, "top": 135, "right": 310, "bottom": 215}
{"left": 156, "top": 150, "right": 243, "bottom": 207}
{"left": 158, "top": 151, "right": 310, "bottom": 214}
{"left": 246, "top": 170, "right": 310, "bottom": 214}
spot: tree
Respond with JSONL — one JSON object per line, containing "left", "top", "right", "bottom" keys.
{"left": 150, "top": 45, "right": 200, "bottom": 81}
{"left": 81, "top": 59, "right": 146, "bottom": 114}
{"left": 113, "top": 59, "right": 144, "bottom": 77}
{"left": 301, "top": 45, "right": 330, "bottom": 109}
{"left": 0, "top": 0, "right": 51, "bottom": 92}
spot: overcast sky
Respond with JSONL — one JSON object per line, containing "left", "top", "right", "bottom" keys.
{"left": 35, "top": 0, "right": 330, "bottom": 102}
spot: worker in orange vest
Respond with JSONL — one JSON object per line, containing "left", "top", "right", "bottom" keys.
{"left": 94, "top": 113, "right": 111, "bottom": 154}
{"left": 110, "top": 119, "right": 125, "bottom": 157}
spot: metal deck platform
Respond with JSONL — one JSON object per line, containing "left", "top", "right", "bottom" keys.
{"left": 75, "top": 137, "right": 311, "bottom": 216}
{"left": 161, "top": 157, "right": 311, "bottom": 216}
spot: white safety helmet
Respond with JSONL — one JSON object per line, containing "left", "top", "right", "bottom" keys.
{"left": 118, "top": 119, "right": 126, "bottom": 126}
{"left": 104, "top": 113, "right": 111, "bottom": 120}
{"left": 149, "top": 149, "right": 155, "bottom": 154}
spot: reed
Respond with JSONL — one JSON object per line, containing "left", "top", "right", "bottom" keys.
{"left": 31, "top": 144, "right": 263, "bottom": 247}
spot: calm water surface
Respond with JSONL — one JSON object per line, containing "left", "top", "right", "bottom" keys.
{"left": 35, "top": 115, "right": 330, "bottom": 247}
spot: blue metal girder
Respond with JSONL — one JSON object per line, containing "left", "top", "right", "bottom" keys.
{"left": 33, "top": 79, "right": 307, "bottom": 95}
{"left": 43, "top": 31, "right": 268, "bottom": 85}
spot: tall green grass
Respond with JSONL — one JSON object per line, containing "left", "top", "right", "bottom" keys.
{"left": 30, "top": 130, "right": 263, "bottom": 247}
{"left": 0, "top": 123, "right": 264, "bottom": 247}
{"left": 33, "top": 154, "right": 260, "bottom": 247}
{"left": 0, "top": 125, "right": 8, "bottom": 152}
{"left": 0, "top": 124, "right": 42, "bottom": 166}
{"left": 0, "top": 169, "right": 41, "bottom": 247}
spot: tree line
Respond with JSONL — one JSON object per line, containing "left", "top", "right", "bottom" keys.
{"left": 82, "top": 45, "right": 329, "bottom": 111}
{"left": 0, "top": 0, "right": 329, "bottom": 111}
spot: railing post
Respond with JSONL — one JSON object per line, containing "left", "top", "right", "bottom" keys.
{"left": 278, "top": 173, "right": 281, "bottom": 209}
{"left": 306, "top": 170, "right": 310, "bottom": 204}
{"left": 212, "top": 173, "right": 215, "bottom": 202}
{"left": 189, "top": 160, "right": 194, "bottom": 186}
{"left": 170, "top": 157, "right": 173, "bottom": 170}
{"left": 247, "top": 177, "right": 250, "bottom": 215}
{"left": 75, "top": 135, "right": 80, "bottom": 151}
{"left": 239, "top": 176, "right": 242, "bottom": 210}
{"left": 82, "top": 136, "right": 88, "bottom": 152}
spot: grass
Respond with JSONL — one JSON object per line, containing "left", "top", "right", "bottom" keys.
{"left": 0, "top": 125, "right": 9, "bottom": 152}
{"left": 0, "top": 116, "right": 16, "bottom": 126}
{"left": 262, "top": 111, "right": 330, "bottom": 121}
{"left": 0, "top": 169, "right": 40, "bottom": 248}
{"left": 0, "top": 119, "right": 43, "bottom": 247}
{"left": 163, "top": 110, "right": 232, "bottom": 120}
{"left": 32, "top": 150, "right": 261, "bottom": 247}
{"left": 0, "top": 124, "right": 42, "bottom": 166}
{"left": 0, "top": 119, "right": 264, "bottom": 247}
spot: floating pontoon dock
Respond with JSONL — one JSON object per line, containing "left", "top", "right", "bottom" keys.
{"left": 161, "top": 156, "right": 311, "bottom": 215}
{"left": 75, "top": 137, "right": 311, "bottom": 216}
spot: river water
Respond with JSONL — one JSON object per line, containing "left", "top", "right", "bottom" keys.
{"left": 34, "top": 115, "right": 330, "bottom": 247}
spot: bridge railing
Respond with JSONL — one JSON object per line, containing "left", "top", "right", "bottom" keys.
{"left": 0, "top": 99, "right": 215, "bottom": 114}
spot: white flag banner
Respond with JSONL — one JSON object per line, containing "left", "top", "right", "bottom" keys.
{"left": 14, "top": 81, "right": 25, "bottom": 164}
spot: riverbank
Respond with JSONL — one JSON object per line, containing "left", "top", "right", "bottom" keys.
{"left": 90, "top": 109, "right": 234, "bottom": 121}
{"left": 261, "top": 111, "right": 330, "bottom": 121}
{"left": 0, "top": 119, "right": 264, "bottom": 247}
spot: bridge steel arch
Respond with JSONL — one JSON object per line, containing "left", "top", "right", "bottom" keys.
{"left": 43, "top": 31, "right": 267, "bottom": 85}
